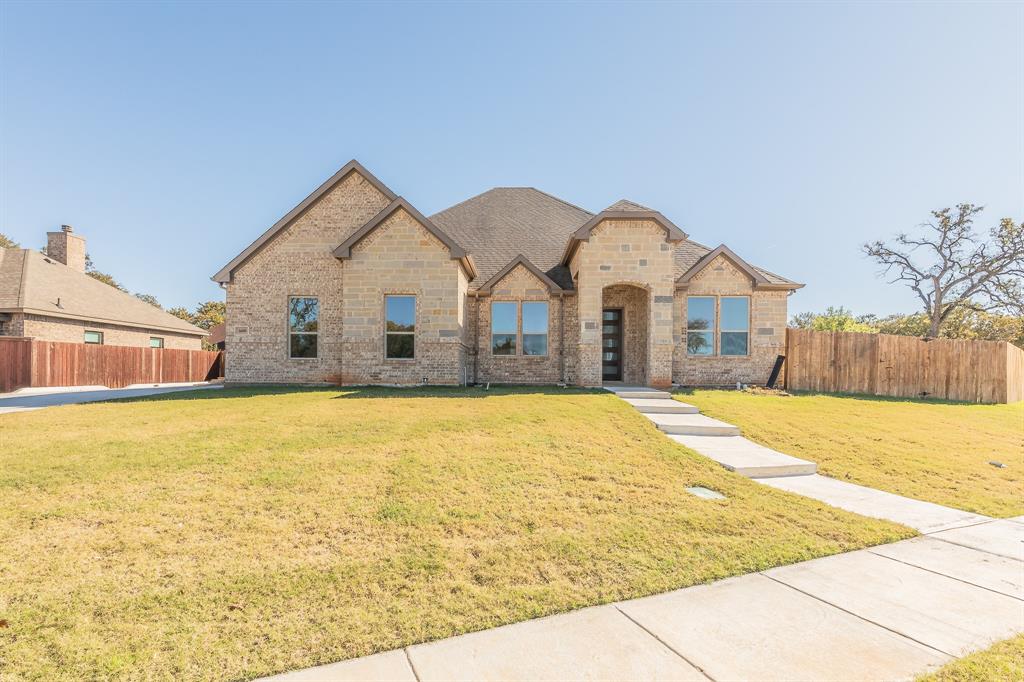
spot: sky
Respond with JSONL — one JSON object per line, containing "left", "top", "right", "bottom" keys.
{"left": 1, "top": 1, "right": 1021, "bottom": 317}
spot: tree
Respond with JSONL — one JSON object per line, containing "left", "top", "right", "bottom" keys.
{"left": 87, "top": 270, "right": 128, "bottom": 291}
{"left": 0, "top": 233, "right": 19, "bottom": 249}
{"left": 191, "top": 300, "right": 225, "bottom": 331}
{"left": 135, "top": 293, "right": 162, "bottom": 309}
{"left": 167, "top": 306, "right": 193, "bottom": 323}
{"left": 789, "top": 306, "right": 878, "bottom": 333}
{"left": 864, "top": 205, "right": 1023, "bottom": 338}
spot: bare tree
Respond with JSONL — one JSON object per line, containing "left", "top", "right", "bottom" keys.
{"left": 864, "top": 204, "right": 1023, "bottom": 337}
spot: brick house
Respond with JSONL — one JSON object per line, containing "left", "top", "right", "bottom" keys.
{"left": 0, "top": 226, "right": 207, "bottom": 349}
{"left": 213, "top": 161, "right": 802, "bottom": 387}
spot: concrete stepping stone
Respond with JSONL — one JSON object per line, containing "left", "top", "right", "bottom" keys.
{"left": 928, "top": 520, "right": 1024, "bottom": 562}
{"left": 255, "top": 651, "right": 416, "bottom": 681}
{"left": 869, "top": 537, "right": 1024, "bottom": 600}
{"left": 760, "top": 474, "right": 989, "bottom": 534}
{"left": 406, "top": 604, "right": 706, "bottom": 681}
{"left": 670, "top": 434, "right": 816, "bottom": 478}
{"left": 764, "top": 549, "right": 1024, "bottom": 657}
{"left": 619, "top": 573, "right": 948, "bottom": 681}
{"left": 623, "top": 398, "right": 698, "bottom": 414}
{"left": 643, "top": 412, "right": 740, "bottom": 436}
{"left": 604, "top": 386, "right": 673, "bottom": 400}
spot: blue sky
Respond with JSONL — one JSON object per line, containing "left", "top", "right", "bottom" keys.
{"left": 2, "top": 1, "right": 1021, "bottom": 317}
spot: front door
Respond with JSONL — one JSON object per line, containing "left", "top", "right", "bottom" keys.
{"left": 602, "top": 308, "right": 623, "bottom": 382}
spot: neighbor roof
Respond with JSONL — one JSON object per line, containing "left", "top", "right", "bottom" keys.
{"left": 0, "top": 247, "right": 208, "bottom": 336}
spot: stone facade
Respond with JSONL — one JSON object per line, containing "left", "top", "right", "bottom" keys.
{"left": 221, "top": 169, "right": 795, "bottom": 387}
{"left": 672, "top": 254, "right": 788, "bottom": 386}
{"left": 11, "top": 313, "right": 200, "bottom": 350}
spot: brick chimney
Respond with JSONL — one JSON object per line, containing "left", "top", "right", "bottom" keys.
{"left": 46, "top": 225, "right": 87, "bottom": 272}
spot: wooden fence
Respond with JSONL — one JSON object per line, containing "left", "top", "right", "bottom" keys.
{"left": 785, "top": 329, "right": 1024, "bottom": 404}
{"left": 0, "top": 337, "right": 223, "bottom": 393}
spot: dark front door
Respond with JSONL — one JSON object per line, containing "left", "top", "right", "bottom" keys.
{"left": 602, "top": 308, "right": 623, "bottom": 382}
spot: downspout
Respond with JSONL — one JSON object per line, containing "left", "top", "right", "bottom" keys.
{"left": 473, "top": 294, "right": 480, "bottom": 384}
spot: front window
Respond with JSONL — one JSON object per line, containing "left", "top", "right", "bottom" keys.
{"left": 288, "top": 297, "right": 319, "bottom": 359}
{"left": 84, "top": 330, "right": 103, "bottom": 345}
{"left": 385, "top": 295, "right": 415, "bottom": 359}
{"left": 686, "top": 297, "right": 714, "bottom": 355}
{"left": 491, "top": 301, "right": 517, "bottom": 355}
{"left": 149, "top": 337, "right": 164, "bottom": 349}
{"left": 720, "top": 297, "right": 750, "bottom": 356}
{"left": 522, "top": 302, "right": 548, "bottom": 356}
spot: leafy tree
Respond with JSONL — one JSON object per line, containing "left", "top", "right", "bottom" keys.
{"left": 191, "top": 300, "right": 225, "bottom": 331}
{"left": 168, "top": 306, "right": 193, "bottom": 323}
{"left": 86, "top": 270, "right": 128, "bottom": 291}
{"left": 789, "top": 306, "right": 877, "bottom": 333}
{"left": 134, "top": 293, "right": 162, "bottom": 309}
{"left": 864, "top": 204, "right": 1023, "bottom": 337}
{"left": 0, "top": 233, "right": 19, "bottom": 249}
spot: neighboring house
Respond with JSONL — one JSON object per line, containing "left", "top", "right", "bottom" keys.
{"left": 213, "top": 160, "right": 802, "bottom": 387}
{"left": 208, "top": 322, "right": 226, "bottom": 350}
{"left": 0, "top": 226, "right": 207, "bottom": 349}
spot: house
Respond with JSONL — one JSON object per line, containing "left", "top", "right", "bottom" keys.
{"left": 213, "top": 161, "right": 802, "bottom": 387}
{"left": 0, "top": 226, "right": 207, "bottom": 349}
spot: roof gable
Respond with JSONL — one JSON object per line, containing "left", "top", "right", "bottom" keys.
{"left": 675, "top": 243, "right": 802, "bottom": 290}
{"left": 475, "top": 255, "right": 563, "bottom": 293}
{"left": 212, "top": 160, "right": 397, "bottom": 284}
{"left": 334, "top": 198, "right": 477, "bottom": 279}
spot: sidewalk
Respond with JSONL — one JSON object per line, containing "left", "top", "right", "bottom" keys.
{"left": 0, "top": 382, "right": 222, "bottom": 414}
{"left": 258, "top": 389, "right": 1023, "bottom": 681}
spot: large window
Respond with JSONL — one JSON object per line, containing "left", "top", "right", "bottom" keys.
{"left": 385, "top": 295, "right": 415, "bottom": 359}
{"left": 491, "top": 301, "right": 517, "bottom": 355}
{"left": 522, "top": 302, "right": 548, "bottom": 356}
{"left": 686, "top": 297, "right": 715, "bottom": 356}
{"left": 288, "top": 297, "right": 319, "bottom": 359}
{"left": 720, "top": 297, "right": 750, "bottom": 356}
{"left": 84, "top": 330, "right": 103, "bottom": 345}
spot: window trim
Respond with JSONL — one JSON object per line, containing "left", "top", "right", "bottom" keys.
{"left": 719, "top": 295, "right": 751, "bottom": 357}
{"left": 490, "top": 300, "right": 518, "bottom": 356}
{"left": 521, "top": 301, "right": 549, "bottom": 357}
{"left": 149, "top": 336, "right": 164, "bottom": 349}
{"left": 287, "top": 295, "right": 320, "bottom": 360}
{"left": 84, "top": 330, "right": 104, "bottom": 345}
{"left": 384, "top": 294, "right": 416, "bottom": 360}
{"left": 685, "top": 296, "right": 716, "bottom": 357}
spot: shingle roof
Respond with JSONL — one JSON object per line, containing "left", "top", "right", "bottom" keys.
{"left": 430, "top": 188, "right": 593, "bottom": 290}
{"left": 430, "top": 187, "right": 800, "bottom": 290}
{"left": 0, "top": 247, "right": 208, "bottom": 336}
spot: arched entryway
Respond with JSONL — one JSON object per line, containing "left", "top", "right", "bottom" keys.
{"left": 601, "top": 283, "right": 649, "bottom": 385}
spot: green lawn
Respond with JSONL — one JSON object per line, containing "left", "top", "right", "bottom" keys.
{"left": 0, "top": 386, "right": 908, "bottom": 681}
{"left": 919, "top": 634, "right": 1024, "bottom": 682}
{"left": 676, "top": 389, "right": 1024, "bottom": 518}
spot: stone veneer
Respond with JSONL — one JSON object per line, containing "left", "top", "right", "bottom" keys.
{"left": 9, "top": 313, "right": 201, "bottom": 350}
{"left": 222, "top": 171, "right": 792, "bottom": 387}
{"left": 672, "top": 254, "right": 788, "bottom": 386}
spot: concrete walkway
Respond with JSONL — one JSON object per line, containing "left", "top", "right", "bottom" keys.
{"left": 258, "top": 387, "right": 1023, "bottom": 682}
{"left": 0, "top": 382, "right": 222, "bottom": 414}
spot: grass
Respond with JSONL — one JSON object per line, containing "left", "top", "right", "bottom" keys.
{"left": 0, "top": 386, "right": 910, "bottom": 681}
{"left": 676, "top": 389, "right": 1024, "bottom": 518}
{"left": 918, "top": 634, "right": 1024, "bottom": 681}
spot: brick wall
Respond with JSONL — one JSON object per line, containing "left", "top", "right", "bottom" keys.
{"left": 471, "top": 264, "right": 569, "bottom": 384}
{"left": 225, "top": 171, "right": 391, "bottom": 383}
{"left": 338, "top": 207, "right": 467, "bottom": 385}
{"left": 672, "top": 254, "right": 788, "bottom": 386}
{"left": 14, "top": 313, "right": 201, "bottom": 350}
{"left": 602, "top": 284, "right": 649, "bottom": 385}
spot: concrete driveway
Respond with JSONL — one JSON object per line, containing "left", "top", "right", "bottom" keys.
{"left": 0, "top": 383, "right": 223, "bottom": 414}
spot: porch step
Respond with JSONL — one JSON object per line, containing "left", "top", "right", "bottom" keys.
{"left": 643, "top": 412, "right": 741, "bottom": 437}
{"left": 669, "top": 434, "right": 817, "bottom": 478}
{"left": 604, "top": 386, "right": 672, "bottom": 400}
{"left": 623, "top": 398, "right": 699, "bottom": 414}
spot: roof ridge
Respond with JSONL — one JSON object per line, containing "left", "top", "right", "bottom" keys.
{"left": 430, "top": 186, "right": 594, "bottom": 219}
{"left": 526, "top": 187, "right": 594, "bottom": 217}
{"left": 428, "top": 187, "right": 497, "bottom": 219}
